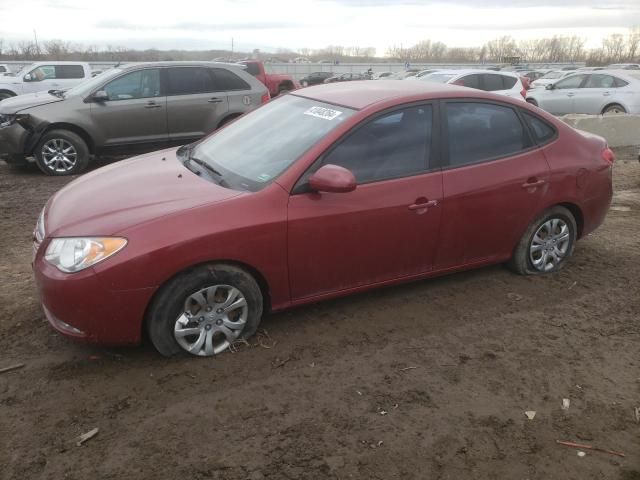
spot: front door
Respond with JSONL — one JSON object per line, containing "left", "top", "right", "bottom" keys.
{"left": 542, "top": 74, "right": 587, "bottom": 114}
{"left": 90, "top": 68, "right": 168, "bottom": 148}
{"left": 287, "top": 104, "right": 443, "bottom": 300}
{"left": 435, "top": 100, "right": 550, "bottom": 268}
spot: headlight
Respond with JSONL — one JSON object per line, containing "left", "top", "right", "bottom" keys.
{"left": 45, "top": 237, "right": 127, "bottom": 273}
{"left": 0, "top": 113, "right": 29, "bottom": 129}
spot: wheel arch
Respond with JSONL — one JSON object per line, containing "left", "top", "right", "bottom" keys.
{"left": 33, "top": 123, "right": 96, "bottom": 155}
{"left": 216, "top": 112, "right": 243, "bottom": 129}
{"left": 142, "top": 259, "right": 272, "bottom": 338}
{"left": 0, "top": 88, "right": 17, "bottom": 98}
{"left": 278, "top": 80, "right": 294, "bottom": 91}
{"left": 551, "top": 202, "right": 584, "bottom": 238}
{"left": 601, "top": 102, "right": 626, "bottom": 115}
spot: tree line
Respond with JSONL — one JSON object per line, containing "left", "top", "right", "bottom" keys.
{"left": 0, "top": 28, "right": 638, "bottom": 65}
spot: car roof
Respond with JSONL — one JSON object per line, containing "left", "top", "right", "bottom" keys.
{"left": 118, "top": 61, "right": 246, "bottom": 71}
{"left": 423, "top": 69, "right": 520, "bottom": 78}
{"left": 292, "top": 80, "right": 506, "bottom": 110}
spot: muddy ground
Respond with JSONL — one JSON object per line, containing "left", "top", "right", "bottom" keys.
{"left": 0, "top": 149, "right": 639, "bottom": 480}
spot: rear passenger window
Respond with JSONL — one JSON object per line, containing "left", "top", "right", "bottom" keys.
{"left": 613, "top": 77, "right": 629, "bottom": 87}
{"left": 459, "top": 74, "right": 480, "bottom": 89}
{"left": 483, "top": 74, "right": 504, "bottom": 91}
{"left": 584, "top": 74, "right": 617, "bottom": 88}
{"left": 167, "top": 67, "right": 215, "bottom": 95}
{"left": 322, "top": 105, "right": 432, "bottom": 183}
{"left": 502, "top": 75, "right": 517, "bottom": 89}
{"left": 446, "top": 102, "right": 530, "bottom": 167}
{"left": 522, "top": 111, "right": 556, "bottom": 144}
{"left": 55, "top": 65, "right": 85, "bottom": 79}
{"left": 211, "top": 69, "right": 251, "bottom": 91}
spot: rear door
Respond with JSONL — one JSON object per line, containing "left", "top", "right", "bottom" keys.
{"left": 165, "top": 66, "right": 229, "bottom": 143}
{"left": 573, "top": 74, "right": 621, "bottom": 114}
{"left": 435, "top": 100, "right": 550, "bottom": 268}
{"left": 90, "top": 68, "right": 168, "bottom": 148}
{"left": 287, "top": 104, "right": 443, "bottom": 299}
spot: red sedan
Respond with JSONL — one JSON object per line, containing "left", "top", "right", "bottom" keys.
{"left": 33, "top": 81, "right": 613, "bottom": 357}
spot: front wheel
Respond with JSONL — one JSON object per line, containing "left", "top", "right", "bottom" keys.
{"left": 508, "top": 206, "right": 577, "bottom": 275}
{"left": 34, "top": 129, "right": 90, "bottom": 176}
{"left": 147, "top": 264, "right": 263, "bottom": 357}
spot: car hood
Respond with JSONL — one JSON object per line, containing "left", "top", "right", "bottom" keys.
{"left": 44, "top": 148, "right": 244, "bottom": 237}
{"left": 0, "top": 91, "right": 64, "bottom": 113}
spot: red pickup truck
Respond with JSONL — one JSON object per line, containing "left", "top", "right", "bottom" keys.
{"left": 239, "top": 60, "right": 300, "bottom": 97}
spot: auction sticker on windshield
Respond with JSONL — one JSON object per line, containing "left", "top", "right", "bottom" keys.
{"left": 304, "top": 106, "right": 343, "bottom": 120}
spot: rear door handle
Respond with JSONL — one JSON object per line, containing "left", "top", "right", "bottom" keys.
{"left": 144, "top": 101, "right": 161, "bottom": 109}
{"left": 522, "top": 179, "right": 545, "bottom": 189}
{"left": 566, "top": 93, "right": 575, "bottom": 97}
{"left": 408, "top": 199, "right": 438, "bottom": 210}
{"left": 208, "top": 97, "right": 224, "bottom": 103}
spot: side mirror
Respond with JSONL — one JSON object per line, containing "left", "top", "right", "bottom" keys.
{"left": 308, "top": 164, "right": 356, "bottom": 194}
{"left": 23, "top": 73, "right": 33, "bottom": 82}
{"left": 92, "top": 90, "right": 109, "bottom": 102}
{"left": 545, "top": 83, "right": 554, "bottom": 90}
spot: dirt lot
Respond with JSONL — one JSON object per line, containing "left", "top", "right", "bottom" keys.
{"left": 1, "top": 150, "right": 639, "bottom": 480}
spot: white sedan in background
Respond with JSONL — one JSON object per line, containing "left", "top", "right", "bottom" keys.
{"left": 526, "top": 70, "right": 640, "bottom": 115}
{"left": 530, "top": 70, "right": 575, "bottom": 89}
{"left": 419, "top": 70, "right": 527, "bottom": 101}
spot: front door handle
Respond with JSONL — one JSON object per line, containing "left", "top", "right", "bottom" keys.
{"left": 603, "top": 91, "right": 611, "bottom": 96}
{"left": 144, "top": 101, "right": 161, "bottom": 109}
{"left": 408, "top": 199, "right": 438, "bottom": 210}
{"left": 522, "top": 179, "right": 545, "bottom": 189}
{"left": 566, "top": 92, "right": 575, "bottom": 97}
{"left": 208, "top": 97, "right": 224, "bottom": 103}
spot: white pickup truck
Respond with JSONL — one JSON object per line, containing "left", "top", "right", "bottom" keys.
{"left": 0, "top": 62, "right": 92, "bottom": 100}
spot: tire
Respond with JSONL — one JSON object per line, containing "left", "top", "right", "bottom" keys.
{"left": 508, "top": 206, "right": 577, "bottom": 275}
{"left": 602, "top": 103, "right": 626, "bottom": 115}
{"left": 278, "top": 88, "right": 290, "bottom": 96}
{"left": 147, "top": 264, "right": 263, "bottom": 357}
{"left": 34, "top": 129, "right": 90, "bottom": 176}
{"left": 0, "top": 91, "right": 16, "bottom": 101}
{"left": 526, "top": 98, "right": 538, "bottom": 107}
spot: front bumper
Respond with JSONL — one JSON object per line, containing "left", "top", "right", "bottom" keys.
{"left": 0, "top": 122, "right": 29, "bottom": 156}
{"left": 33, "top": 247, "right": 156, "bottom": 346}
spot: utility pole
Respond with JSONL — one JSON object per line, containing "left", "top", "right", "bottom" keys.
{"left": 33, "top": 29, "right": 40, "bottom": 56}
{"left": 231, "top": 37, "right": 234, "bottom": 59}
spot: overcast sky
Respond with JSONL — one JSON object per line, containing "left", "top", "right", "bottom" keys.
{"left": 1, "top": 0, "right": 638, "bottom": 54}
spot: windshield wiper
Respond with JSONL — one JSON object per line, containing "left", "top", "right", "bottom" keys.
{"left": 189, "top": 156, "right": 223, "bottom": 177}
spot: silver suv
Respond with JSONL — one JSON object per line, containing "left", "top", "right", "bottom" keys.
{"left": 0, "top": 62, "right": 269, "bottom": 175}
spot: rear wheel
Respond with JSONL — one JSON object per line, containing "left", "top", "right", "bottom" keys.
{"left": 508, "top": 206, "right": 577, "bottom": 275}
{"left": 602, "top": 103, "right": 626, "bottom": 115}
{"left": 34, "top": 129, "right": 90, "bottom": 176}
{"left": 147, "top": 264, "right": 263, "bottom": 357}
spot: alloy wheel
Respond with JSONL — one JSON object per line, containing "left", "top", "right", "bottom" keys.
{"left": 42, "top": 139, "right": 78, "bottom": 173}
{"left": 174, "top": 284, "right": 248, "bottom": 356}
{"left": 529, "top": 218, "right": 571, "bottom": 272}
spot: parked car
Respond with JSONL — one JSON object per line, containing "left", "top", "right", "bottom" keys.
{"left": 0, "top": 62, "right": 92, "bottom": 101}
{"left": 238, "top": 60, "right": 299, "bottom": 97}
{"left": 520, "top": 70, "right": 548, "bottom": 82}
{"left": 530, "top": 70, "right": 575, "bottom": 89}
{"left": 0, "top": 62, "right": 268, "bottom": 175}
{"left": 323, "top": 72, "right": 368, "bottom": 83}
{"left": 526, "top": 70, "right": 640, "bottom": 115}
{"left": 0, "top": 64, "right": 12, "bottom": 76}
{"left": 406, "top": 69, "right": 440, "bottom": 80}
{"left": 420, "top": 70, "right": 526, "bottom": 101}
{"left": 299, "top": 71, "right": 333, "bottom": 87}
{"left": 389, "top": 69, "right": 420, "bottom": 80}
{"left": 607, "top": 63, "right": 640, "bottom": 70}
{"left": 32, "top": 81, "right": 613, "bottom": 357}
{"left": 372, "top": 71, "right": 393, "bottom": 80}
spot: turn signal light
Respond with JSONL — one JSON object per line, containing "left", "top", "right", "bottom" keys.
{"left": 261, "top": 93, "right": 271, "bottom": 104}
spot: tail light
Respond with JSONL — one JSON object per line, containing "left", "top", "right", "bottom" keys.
{"left": 261, "top": 93, "right": 270, "bottom": 104}
{"left": 602, "top": 147, "right": 615, "bottom": 165}
{"left": 520, "top": 88, "right": 527, "bottom": 99}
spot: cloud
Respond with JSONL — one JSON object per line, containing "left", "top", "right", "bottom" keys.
{"left": 96, "top": 20, "right": 303, "bottom": 31}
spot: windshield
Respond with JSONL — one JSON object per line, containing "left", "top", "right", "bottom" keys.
{"left": 191, "top": 95, "right": 356, "bottom": 191}
{"left": 420, "top": 73, "right": 456, "bottom": 83}
{"left": 541, "top": 71, "right": 563, "bottom": 79}
{"left": 64, "top": 68, "right": 123, "bottom": 97}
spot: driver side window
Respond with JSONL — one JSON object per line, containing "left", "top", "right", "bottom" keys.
{"left": 320, "top": 105, "right": 432, "bottom": 184}
{"left": 28, "top": 65, "right": 55, "bottom": 82}
{"left": 554, "top": 74, "right": 586, "bottom": 89}
{"left": 103, "top": 69, "right": 160, "bottom": 101}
